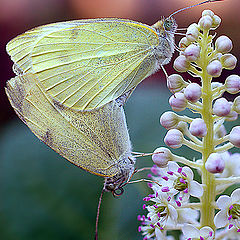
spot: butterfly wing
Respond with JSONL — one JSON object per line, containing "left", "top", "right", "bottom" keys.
{"left": 6, "top": 19, "right": 159, "bottom": 110}
{"left": 5, "top": 73, "right": 132, "bottom": 177}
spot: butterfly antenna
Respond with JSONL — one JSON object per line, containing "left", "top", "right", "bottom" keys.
{"left": 168, "top": 0, "right": 223, "bottom": 19}
{"left": 95, "top": 189, "right": 104, "bottom": 240}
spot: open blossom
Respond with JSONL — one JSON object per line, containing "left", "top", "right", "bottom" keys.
{"left": 152, "top": 162, "right": 203, "bottom": 201}
{"left": 214, "top": 189, "right": 240, "bottom": 231}
{"left": 182, "top": 225, "right": 214, "bottom": 240}
{"left": 139, "top": 191, "right": 178, "bottom": 236}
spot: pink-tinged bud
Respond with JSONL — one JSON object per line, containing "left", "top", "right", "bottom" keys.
{"left": 221, "top": 54, "right": 237, "bottom": 70}
{"left": 212, "top": 15, "right": 221, "bottom": 29}
{"left": 213, "top": 98, "right": 231, "bottom": 117}
{"left": 169, "top": 93, "right": 187, "bottom": 112}
{"left": 164, "top": 129, "right": 183, "bottom": 149}
{"left": 160, "top": 111, "right": 179, "bottom": 129}
{"left": 205, "top": 153, "right": 225, "bottom": 173}
{"left": 186, "top": 23, "right": 199, "bottom": 42}
{"left": 189, "top": 118, "right": 207, "bottom": 137}
{"left": 225, "top": 75, "right": 240, "bottom": 94}
{"left": 179, "top": 37, "right": 191, "bottom": 50}
{"left": 167, "top": 74, "right": 186, "bottom": 92}
{"left": 229, "top": 126, "right": 240, "bottom": 148}
{"left": 207, "top": 60, "right": 222, "bottom": 77}
{"left": 202, "top": 10, "right": 214, "bottom": 17}
{"left": 184, "top": 83, "right": 202, "bottom": 103}
{"left": 215, "top": 36, "right": 233, "bottom": 53}
{"left": 215, "top": 124, "right": 227, "bottom": 138}
{"left": 199, "top": 15, "right": 213, "bottom": 30}
{"left": 233, "top": 96, "right": 240, "bottom": 114}
{"left": 173, "top": 55, "right": 190, "bottom": 72}
{"left": 152, "top": 147, "right": 173, "bottom": 168}
{"left": 183, "top": 44, "right": 200, "bottom": 61}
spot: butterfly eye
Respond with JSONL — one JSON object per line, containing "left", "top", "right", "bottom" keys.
{"left": 164, "top": 18, "right": 175, "bottom": 31}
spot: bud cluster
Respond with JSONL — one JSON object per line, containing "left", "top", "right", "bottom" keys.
{"left": 139, "top": 10, "right": 240, "bottom": 240}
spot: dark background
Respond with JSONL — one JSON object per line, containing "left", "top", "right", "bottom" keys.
{"left": 0, "top": 0, "right": 240, "bottom": 239}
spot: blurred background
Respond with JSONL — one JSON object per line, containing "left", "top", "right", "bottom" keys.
{"left": 0, "top": 0, "right": 240, "bottom": 239}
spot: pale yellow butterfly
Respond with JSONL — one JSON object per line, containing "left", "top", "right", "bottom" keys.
{"left": 6, "top": 18, "right": 177, "bottom": 111}
{"left": 6, "top": 1, "right": 220, "bottom": 111}
{"left": 5, "top": 73, "right": 135, "bottom": 195}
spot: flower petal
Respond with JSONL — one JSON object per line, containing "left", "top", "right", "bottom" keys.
{"left": 168, "top": 204, "right": 178, "bottom": 222}
{"left": 231, "top": 188, "right": 240, "bottom": 202}
{"left": 182, "top": 166, "right": 193, "bottom": 180}
{"left": 214, "top": 210, "right": 228, "bottom": 228}
{"left": 189, "top": 180, "right": 203, "bottom": 197}
{"left": 216, "top": 195, "right": 232, "bottom": 209}
{"left": 168, "top": 161, "right": 179, "bottom": 172}
{"left": 199, "top": 226, "right": 214, "bottom": 239}
{"left": 182, "top": 224, "right": 200, "bottom": 238}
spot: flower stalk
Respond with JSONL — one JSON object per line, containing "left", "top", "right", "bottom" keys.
{"left": 138, "top": 9, "right": 240, "bottom": 240}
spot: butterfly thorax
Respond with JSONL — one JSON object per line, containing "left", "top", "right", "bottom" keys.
{"left": 103, "top": 153, "right": 135, "bottom": 196}
{"left": 152, "top": 17, "right": 177, "bottom": 66}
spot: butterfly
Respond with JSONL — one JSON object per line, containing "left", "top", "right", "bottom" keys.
{"left": 5, "top": 73, "right": 135, "bottom": 196}
{"left": 6, "top": 17, "right": 177, "bottom": 111}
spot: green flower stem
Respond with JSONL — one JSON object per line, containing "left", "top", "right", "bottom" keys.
{"left": 183, "top": 139, "right": 203, "bottom": 152}
{"left": 199, "top": 29, "right": 216, "bottom": 230}
{"left": 214, "top": 135, "right": 229, "bottom": 146}
{"left": 173, "top": 155, "right": 201, "bottom": 169}
{"left": 215, "top": 176, "right": 240, "bottom": 185}
{"left": 215, "top": 142, "right": 234, "bottom": 152}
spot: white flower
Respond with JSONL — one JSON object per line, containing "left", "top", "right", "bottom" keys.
{"left": 182, "top": 224, "right": 215, "bottom": 239}
{"left": 214, "top": 188, "right": 240, "bottom": 231}
{"left": 146, "top": 191, "right": 178, "bottom": 229}
{"left": 153, "top": 162, "right": 203, "bottom": 202}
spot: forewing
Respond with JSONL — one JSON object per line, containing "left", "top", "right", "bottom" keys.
{"left": 6, "top": 19, "right": 159, "bottom": 110}
{"left": 5, "top": 73, "right": 131, "bottom": 177}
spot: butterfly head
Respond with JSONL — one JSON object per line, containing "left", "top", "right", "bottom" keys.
{"left": 152, "top": 17, "right": 177, "bottom": 36}
{"left": 103, "top": 155, "right": 135, "bottom": 197}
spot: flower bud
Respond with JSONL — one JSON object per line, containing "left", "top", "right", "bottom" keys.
{"left": 152, "top": 147, "right": 173, "bottom": 168}
{"left": 225, "top": 75, "right": 240, "bottom": 94}
{"left": 233, "top": 96, "right": 240, "bottom": 114}
{"left": 169, "top": 93, "right": 187, "bottom": 112}
{"left": 213, "top": 97, "right": 231, "bottom": 117}
{"left": 179, "top": 37, "right": 191, "bottom": 50}
{"left": 202, "top": 10, "right": 214, "bottom": 17}
{"left": 221, "top": 54, "right": 237, "bottom": 70}
{"left": 164, "top": 129, "right": 183, "bottom": 149}
{"left": 207, "top": 60, "right": 222, "bottom": 77}
{"left": 205, "top": 153, "right": 225, "bottom": 173}
{"left": 199, "top": 15, "right": 213, "bottom": 30}
{"left": 183, "top": 44, "right": 200, "bottom": 61}
{"left": 215, "top": 124, "right": 227, "bottom": 139}
{"left": 184, "top": 83, "right": 202, "bottom": 103}
{"left": 167, "top": 74, "right": 186, "bottom": 92}
{"left": 212, "top": 15, "right": 221, "bottom": 29}
{"left": 186, "top": 23, "right": 199, "bottom": 42}
{"left": 160, "top": 111, "right": 179, "bottom": 129}
{"left": 173, "top": 55, "right": 190, "bottom": 72}
{"left": 229, "top": 126, "right": 240, "bottom": 148}
{"left": 215, "top": 36, "right": 233, "bottom": 53}
{"left": 189, "top": 118, "right": 207, "bottom": 137}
